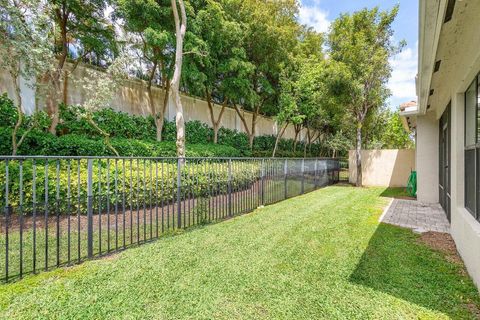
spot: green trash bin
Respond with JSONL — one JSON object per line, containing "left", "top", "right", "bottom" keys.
{"left": 406, "top": 170, "right": 417, "bottom": 197}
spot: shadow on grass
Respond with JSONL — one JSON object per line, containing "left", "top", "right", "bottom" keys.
{"left": 350, "top": 223, "right": 480, "bottom": 318}
{"left": 379, "top": 187, "right": 415, "bottom": 200}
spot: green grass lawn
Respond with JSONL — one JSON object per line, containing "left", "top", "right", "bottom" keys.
{"left": 0, "top": 186, "right": 478, "bottom": 319}
{"left": 379, "top": 187, "right": 413, "bottom": 199}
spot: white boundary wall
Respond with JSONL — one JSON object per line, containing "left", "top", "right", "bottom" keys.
{"left": 349, "top": 149, "right": 416, "bottom": 187}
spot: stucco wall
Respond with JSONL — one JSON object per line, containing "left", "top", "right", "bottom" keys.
{"left": 416, "top": 0, "right": 480, "bottom": 288}
{"left": 415, "top": 112, "right": 439, "bottom": 203}
{"left": 349, "top": 149, "right": 416, "bottom": 187}
{"left": 0, "top": 64, "right": 309, "bottom": 141}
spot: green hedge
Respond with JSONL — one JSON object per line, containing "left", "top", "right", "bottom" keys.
{"left": 0, "top": 94, "right": 325, "bottom": 158}
{"left": 1, "top": 127, "right": 243, "bottom": 158}
{"left": 0, "top": 159, "right": 261, "bottom": 214}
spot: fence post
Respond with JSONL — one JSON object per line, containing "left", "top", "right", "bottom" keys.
{"left": 261, "top": 159, "right": 265, "bottom": 206}
{"left": 228, "top": 159, "right": 232, "bottom": 217}
{"left": 4, "top": 160, "right": 9, "bottom": 281}
{"left": 87, "top": 159, "right": 94, "bottom": 259}
{"left": 177, "top": 158, "right": 182, "bottom": 229}
{"left": 301, "top": 159, "right": 305, "bottom": 194}
{"left": 284, "top": 159, "right": 288, "bottom": 199}
{"left": 314, "top": 159, "right": 318, "bottom": 189}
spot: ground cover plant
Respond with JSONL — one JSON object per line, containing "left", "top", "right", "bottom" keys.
{"left": 0, "top": 186, "right": 478, "bottom": 319}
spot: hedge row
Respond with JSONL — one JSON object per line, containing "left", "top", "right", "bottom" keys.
{"left": 0, "top": 127, "right": 243, "bottom": 158}
{"left": 1, "top": 159, "right": 263, "bottom": 213}
{"left": 0, "top": 93, "right": 326, "bottom": 157}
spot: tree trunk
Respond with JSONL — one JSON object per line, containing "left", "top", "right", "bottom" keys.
{"left": 303, "top": 138, "right": 307, "bottom": 158}
{"left": 272, "top": 124, "right": 287, "bottom": 157}
{"left": 63, "top": 69, "right": 68, "bottom": 104}
{"left": 206, "top": 89, "right": 226, "bottom": 144}
{"left": 170, "top": 0, "right": 187, "bottom": 158}
{"left": 249, "top": 109, "right": 258, "bottom": 148}
{"left": 47, "top": 77, "right": 61, "bottom": 135}
{"left": 306, "top": 127, "right": 313, "bottom": 155}
{"left": 156, "top": 79, "right": 170, "bottom": 141}
{"left": 355, "top": 123, "right": 362, "bottom": 187}
{"left": 11, "top": 75, "right": 34, "bottom": 155}
{"left": 87, "top": 114, "right": 119, "bottom": 156}
{"left": 48, "top": 6, "right": 69, "bottom": 135}
{"left": 293, "top": 125, "right": 301, "bottom": 152}
{"left": 233, "top": 103, "right": 254, "bottom": 148}
{"left": 147, "top": 61, "right": 161, "bottom": 141}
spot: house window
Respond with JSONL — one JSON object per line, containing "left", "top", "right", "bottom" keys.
{"left": 444, "top": 0, "right": 456, "bottom": 23}
{"left": 465, "top": 75, "right": 479, "bottom": 219}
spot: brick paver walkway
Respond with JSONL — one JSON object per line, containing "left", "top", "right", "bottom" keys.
{"left": 380, "top": 199, "right": 450, "bottom": 233}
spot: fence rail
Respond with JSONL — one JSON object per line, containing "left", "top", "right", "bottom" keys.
{"left": 1, "top": 156, "right": 340, "bottom": 282}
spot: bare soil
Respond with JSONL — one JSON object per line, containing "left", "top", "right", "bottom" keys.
{"left": 418, "top": 231, "right": 462, "bottom": 265}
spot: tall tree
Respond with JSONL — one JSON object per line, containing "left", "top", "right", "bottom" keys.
{"left": 185, "top": 0, "right": 252, "bottom": 143}
{"left": 225, "top": 0, "right": 299, "bottom": 148}
{"left": 116, "top": 0, "right": 174, "bottom": 141}
{"left": 272, "top": 77, "right": 304, "bottom": 157}
{"left": 46, "top": 0, "right": 116, "bottom": 134}
{"left": 170, "top": 0, "right": 187, "bottom": 158}
{"left": 0, "top": 0, "right": 55, "bottom": 155}
{"left": 328, "top": 6, "right": 403, "bottom": 186}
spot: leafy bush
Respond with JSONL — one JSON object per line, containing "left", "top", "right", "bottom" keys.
{"left": 0, "top": 127, "right": 242, "bottom": 158}
{"left": 0, "top": 93, "right": 17, "bottom": 127}
{"left": 0, "top": 93, "right": 51, "bottom": 131}
{"left": 217, "top": 128, "right": 251, "bottom": 156}
{"left": 161, "top": 120, "right": 215, "bottom": 144}
{"left": 253, "top": 135, "right": 276, "bottom": 152}
{"left": 0, "top": 94, "right": 325, "bottom": 158}
{"left": 0, "top": 159, "right": 261, "bottom": 214}
{"left": 186, "top": 121, "right": 213, "bottom": 144}
{"left": 57, "top": 105, "right": 156, "bottom": 140}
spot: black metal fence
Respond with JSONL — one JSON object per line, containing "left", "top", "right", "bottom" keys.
{"left": 338, "top": 158, "right": 349, "bottom": 183}
{"left": 0, "top": 156, "right": 340, "bottom": 282}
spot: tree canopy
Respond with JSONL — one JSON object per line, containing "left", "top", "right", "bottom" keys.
{"left": 1, "top": 0, "right": 412, "bottom": 159}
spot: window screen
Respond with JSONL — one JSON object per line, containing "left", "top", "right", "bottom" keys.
{"left": 478, "top": 75, "right": 480, "bottom": 142}
{"left": 465, "top": 149, "right": 476, "bottom": 215}
{"left": 465, "top": 80, "right": 477, "bottom": 146}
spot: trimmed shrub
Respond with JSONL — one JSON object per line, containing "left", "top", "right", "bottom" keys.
{"left": 0, "top": 94, "right": 328, "bottom": 158}
{"left": 0, "top": 127, "right": 243, "bottom": 158}
{"left": 0, "top": 158, "right": 261, "bottom": 214}
{"left": 217, "top": 128, "right": 251, "bottom": 156}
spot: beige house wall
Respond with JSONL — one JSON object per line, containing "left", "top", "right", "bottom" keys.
{"left": 415, "top": 0, "right": 480, "bottom": 288}
{"left": 348, "top": 149, "right": 416, "bottom": 187}
{"left": 0, "top": 64, "right": 309, "bottom": 141}
{"left": 415, "top": 112, "right": 439, "bottom": 203}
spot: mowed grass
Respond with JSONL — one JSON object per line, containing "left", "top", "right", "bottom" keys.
{"left": 0, "top": 186, "right": 479, "bottom": 319}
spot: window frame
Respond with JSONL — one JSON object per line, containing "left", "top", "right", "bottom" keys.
{"left": 464, "top": 74, "right": 480, "bottom": 219}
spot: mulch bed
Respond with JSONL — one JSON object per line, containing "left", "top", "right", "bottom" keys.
{"left": 418, "top": 231, "right": 466, "bottom": 269}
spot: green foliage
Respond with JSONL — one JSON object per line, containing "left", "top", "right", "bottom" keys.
{"left": 50, "top": 0, "right": 117, "bottom": 66}
{"left": 217, "top": 128, "right": 251, "bottom": 156}
{"left": 57, "top": 105, "right": 156, "bottom": 140}
{"left": 52, "top": 103, "right": 312, "bottom": 157}
{"left": 0, "top": 157, "right": 260, "bottom": 214}
{"left": 1, "top": 87, "right": 332, "bottom": 159}
{"left": 0, "top": 93, "right": 17, "bottom": 127}
{"left": 366, "top": 109, "right": 414, "bottom": 149}
{"left": 185, "top": 121, "right": 213, "bottom": 144}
